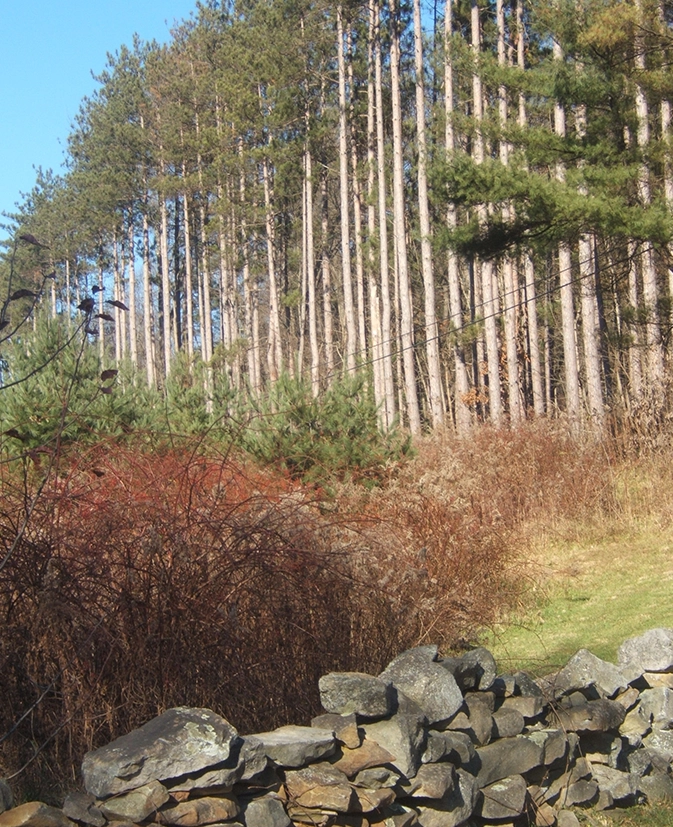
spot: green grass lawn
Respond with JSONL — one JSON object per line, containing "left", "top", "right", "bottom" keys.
{"left": 482, "top": 521, "right": 673, "bottom": 825}
{"left": 484, "top": 527, "right": 673, "bottom": 675}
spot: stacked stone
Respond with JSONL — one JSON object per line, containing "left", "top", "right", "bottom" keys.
{"left": 1, "top": 629, "right": 673, "bottom": 827}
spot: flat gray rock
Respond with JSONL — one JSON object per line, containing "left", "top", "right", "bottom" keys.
{"left": 422, "top": 730, "right": 475, "bottom": 767}
{"left": 475, "top": 735, "right": 544, "bottom": 787}
{"left": 440, "top": 648, "right": 497, "bottom": 693}
{"left": 99, "top": 780, "right": 169, "bottom": 823}
{"left": 639, "top": 687, "right": 673, "bottom": 729}
{"left": 478, "top": 774, "right": 527, "bottom": 820}
{"left": 62, "top": 794, "right": 105, "bottom": 827}
{"left": 553, "top": 649, "right": 627, "bottom": 699}
{"left": 380, "top": 655, "right": 462, "bottom": 726}
{"left": 492, "top": 707, "right": 525, "bottom": 738}
{"left": 397, "top": 764, "right": 456, "bottom": 799}
{"left": 253, "top": 726, "right": 336, "bottom": 768}
{"left": 319, "top": 672, "right": 393, "bottom": 718}
{"left": 81, "top": 707, "right": 239, "bottom": 798}
{"left": 618, "top": 628, "right": 673, "bottom": 673}
{"left": 638, "top": 772, "right": 673, "bottom": 803}
{"left": 591, "top": 765, "right": 638, "bottom": 803}
{"left": 414, "top": 769, "right": 478, "bottom": 827}
{"left": 362, "top": 714, "right": 426, "bottom": 778}
{"left": 241, "top": 797, "right": 290, "bottom": 827}
{"left": 552, "top": 698, "right": 625, "bottom": 732}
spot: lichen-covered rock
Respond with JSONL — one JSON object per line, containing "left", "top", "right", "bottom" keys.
{"left": 62, "top": 794, "right": 105, "bottom": 827}
{"left": 475, "top": 735, "right": 544, "bottom": 787}
{"left": 253, "top": 725, "right": 336, "bottom": 768}
{"left": 639, "top": 687, "right": 673, "bottom": 729}
{"left": 380, "top": 649, "right": 463, "bottom": 726}
{"left": 552, "top": 649, "right": 628, "bottom": 699}
{"left": 478, "top": 774, "right": 527, "bottom": 821}
{"left": 362, "top": 715, "right": 426, "bottom": 779}
{"left": 240, "top": 796, "right": 290, "bottom": 827}
{"left": 319, "top": 673, "right": 394, "bottom": 719}
{"left": 99, "top": 781, "right": 169, "bottom": 823}
{"left": 413, "top": 769, "right": 478, "bottom": 827}
{"left": 421, "top": 731, "right": 475, "bottom": 767}
{"left": 552, "top": 698, "right": 626, "bottom": 733}
{"left": 591, "top": 765, "right": 639, "bottom": 803}
{"left": 618, "top": 628, "right": 673, "bottom": 674}
{"left": 284, "top": 764, "right": 354, "bottom": 812}
{"left": 440, "top": 648, "right": 497, "bottom": 693}
{"left": 82, "top": 707, "right": 239, "bottom": 798}
{"left": 311, "top": 713, "right": 361, "bottom": 749}
{"left": 397, "top": 764, "right": 456, "bottom": 799}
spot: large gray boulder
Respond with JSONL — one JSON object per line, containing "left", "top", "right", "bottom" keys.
{"left": 639, "top": 687, "right": 673, "bottom": 729}
{"left": 380, "top": 648, "right": 463, "bottom": 726}
{"left": 241, "top": 797, "right": 290, "bottom": 827}
{"left": 618, "top": 628, "right": 673, "bottom": 674}
{"left": 81, "top": 707, "right": 239, "bottom": 798}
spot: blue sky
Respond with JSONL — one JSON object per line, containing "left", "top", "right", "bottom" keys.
{"left": 0, "top": 0, "right": 198, "bottom": 223}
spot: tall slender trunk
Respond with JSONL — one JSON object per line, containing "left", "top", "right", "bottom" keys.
{"left": 337, "top": 5, "right": 358, "bottom": 371}
{"left": 389, "top": 0, "right": 421, "bottom": 433}
{"left": 263, "top": 155, "right": 283, "bottom": 382}
{"left": 634, "top": 0, "right": 664, "bottom": 387}
{"left": 497, "top": 0, "right": 522, "bottom": 425}
{"left": 472, "top": 0, "right": 502, "bottom": 425}
{"left": 553, "top": 39, "right": 581, "bottom": 428}
{"left": 516, "top": 0, "right": 543, "bottom": 416}
{"left": 320, "top": 163, "right": 335, "bottom": 380}
{"left": 414, "top": 0, "right": 444, "bottom": 427}
{"left": 142, "top": 206, "right": 156, "bottom": 388}
{"left": 374, "top": 0, "right": 396, "bottom": 426}
{"left": 367, "top": 0, "right": 386, "bottom": 424}
{"left": 305, "top": 148, "right": 320, "bottom": 396}
{"left": 576, "top": 104, "right": 604, "bottom": 427}
{"left": 158, "top": 154, "right": 172, "bottom": 380}
{"left": 445, "top": 0, "right": 471, "bottom": 432}
{"left": 127, "top": 215, "right": 138, "bottom": 369}
{"left": 347, "top": 28, "right": 368, "bottom": 364}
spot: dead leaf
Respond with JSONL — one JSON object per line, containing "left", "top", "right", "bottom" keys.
{"left": 78, "top": 298, "right": 95, "bottom": 313}
{"left": 106, "top": 300, "right": 129, "bottom": 311}
{"left": 96, "top": 313, "right": 114, "bottom": 322}
{"left": 100, "top": 386, "right": 114, "bottom": 394}
{"left": 100, "top": 369, "right": 118, "bottom": 381}
{"left": 3, "top": 429, "right": 25, "bottom": 441}
{"left": 18, "top": 233, "right": 48, "bottom": 247}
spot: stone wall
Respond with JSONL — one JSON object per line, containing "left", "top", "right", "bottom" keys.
{"left": 2, "top": 628, "right": 673, "bottom": 827}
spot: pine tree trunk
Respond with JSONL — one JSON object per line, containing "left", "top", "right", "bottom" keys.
{"left": 367, "top": 0, "right": 386, "bottom": 425}
{"left": 634, "top": 0, "right": 664, "bottom": 388}
{"left": 182, "top": 183, "right": 195, "bottom": 363}
{"left": 389, "top": 0, "right": 421, "bottom": 433}
{"left": 263, "top": 155, "right": 283, "bottom": 382}
{"left": 553, "top": 40, "right": 581, "bottom": 427}
{"left": 320, "top": 162, "right": 335, "bottom": 380}
{"left": 414, "top": 0, "right": 444, "bottom": 427}
{"left": 497, "top": 0, "right": 522, "bottom": 425}
{"left": 445, "top": 0, "right": 471, "bottom": 432}
{"left": 127, "top": 215, "right": 138, "bottom": 369}
{"left": 517, "top": 0, "right": 544, "bottom": 416}
{"left": 472, "top": 0, "right": 503, "bottom": 426}
{"left": 337, "top": 5, "right": 358, "bottom": 372}
{"left": 142, "top": 206, "right": 156, "bottom": 388}
{"left": 374, "top": 0, "right": 396, "bottom": 427}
